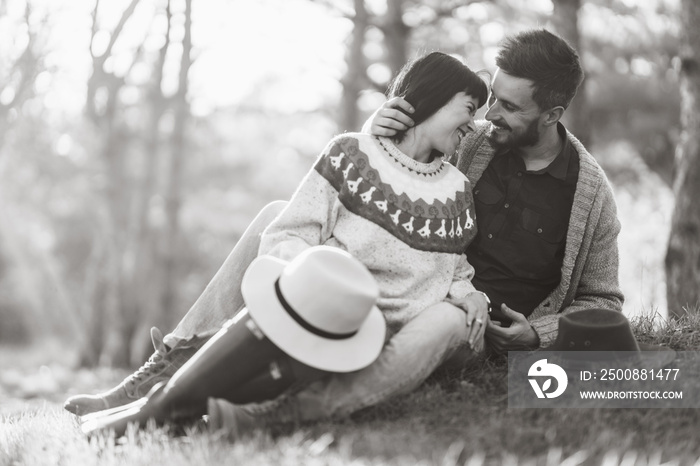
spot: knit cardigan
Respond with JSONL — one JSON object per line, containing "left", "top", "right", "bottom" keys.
{"left": 259, "top": 133, "right": 479, "bottom": 336}
{"left": 450, "top": 122, "right": 625, "bottom": 346}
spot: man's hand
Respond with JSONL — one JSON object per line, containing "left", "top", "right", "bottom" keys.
{"left": 485, "top": 303, "right": 539, "bottom": 354}
{"left": 362, "top": 97, "right": 415, "bottom": 136}
{"left": 446, "top": 292, "right": 489, "bottom": 350}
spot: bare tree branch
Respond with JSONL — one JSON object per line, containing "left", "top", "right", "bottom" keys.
{"left": 86, "top": 0, "right": 140, "bottom": 122}
{"left": 307, "top": 0, "right": 354, "bottom": 17}
{"left": 99, "top": 0, "right": 140, "bottom": 61}
{"left": 89, "top": 0, "right": 100, "bottom": 59}
{"left": 0, "top": 1, "right": 43, "bottom": 150}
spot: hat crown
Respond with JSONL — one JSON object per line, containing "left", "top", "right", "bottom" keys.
{"left": 277, "top": 246, "right": 379, "bottom": 336}
{"left": 552, "top": 309, "right": 641, "bottom": 351}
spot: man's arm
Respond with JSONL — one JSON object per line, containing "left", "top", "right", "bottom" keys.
{"left": 486, "top": 174, "right": 624, "bottom": 352}
{"left": 528, "top": 178, "right": 624, "bottom": 347}
{"left": 561, "top": 181, "right": 623, "bottom": 312}
{"left": 361, "top": 97, "right": 415, "bottom": 136}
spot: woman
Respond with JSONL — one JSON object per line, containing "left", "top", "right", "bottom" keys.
{"left": 79, "top": 52, "right": 492, "bottom": 437}
{"left": 259, "top": 51, "right": 489, "bottom": 339}
{"left": 208, "top": 51, "right": 492, "bottom": 434}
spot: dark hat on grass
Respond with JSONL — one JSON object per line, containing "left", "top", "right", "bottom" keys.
{"left": 546, "top": 308, "right": 675, "bottom": 369}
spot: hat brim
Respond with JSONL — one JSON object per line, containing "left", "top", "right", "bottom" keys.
{"left": 241, "top": 255, "right": 386, "bottom": 373}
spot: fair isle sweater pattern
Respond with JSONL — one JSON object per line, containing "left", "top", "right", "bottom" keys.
{"left": 314, "top": 135, "right": 476, "bottom": 254}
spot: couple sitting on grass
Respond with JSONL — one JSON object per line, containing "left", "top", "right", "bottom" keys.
{"left": 65, "top": 29, "right": 625, "bottom": 438}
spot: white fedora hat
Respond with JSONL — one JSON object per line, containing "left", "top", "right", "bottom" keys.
{"left": 241, "top": 245, "right": 386, "bottom": 373}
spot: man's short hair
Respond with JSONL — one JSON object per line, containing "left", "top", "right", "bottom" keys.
{"left": 495, "top": 29, "right": 584, "bottom": 111}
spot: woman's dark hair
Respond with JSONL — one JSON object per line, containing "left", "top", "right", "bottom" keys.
{"left": 386, "top": 52, "right": 489, "bottom": 143}
{"left": 495, "top": 29, "right": 584, "bottom": 110}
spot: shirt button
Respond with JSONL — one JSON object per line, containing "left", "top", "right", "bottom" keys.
{"left": 504, "top": 203, "right": 510, "bottom": 208}
{"left": 487, "top": 233, "right": 493, "bottom": 239}
{"left": 537, "top": 228, "right": 543, "bottom": 233}
{"left": 517, "top": 172, "right": 523, "bottom": 177}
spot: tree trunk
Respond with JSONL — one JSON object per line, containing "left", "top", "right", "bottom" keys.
{"left": 102, "top": 120, "right": 135, "bottom": 367}
{"left": 665, "top": 0, "right": 700, "bottom": 318}
{"left": 339, "top": 0, "right": 367, "bottom": 132}
{"left": 129, "top": 0, "right": 172, "bottom": 365}
{"left": 80, "top": 0, "right": 141, "bottom": 367}
{"left": 551, "top": 0, "right": 591, "bottom": 147}
{"left": 382, "top": 0, "right": 409, "bottom": 79}
{"left": 155, "top": 0, "right": 192, "bottom": 340}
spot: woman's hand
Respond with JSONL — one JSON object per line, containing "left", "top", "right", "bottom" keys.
{"left": 446, "top": 292, "right": 490, "bottom": 350}
{"left": 362, "top": 97, "right": 415, "bottom": 136}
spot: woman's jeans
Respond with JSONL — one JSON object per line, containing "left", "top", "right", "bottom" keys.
{"left": 164, "top": 201, "right": 478, "bottom": 422}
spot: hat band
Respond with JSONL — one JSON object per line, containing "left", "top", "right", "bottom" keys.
{"left": 274, "top": 278, "right": 358, "bottom": 340}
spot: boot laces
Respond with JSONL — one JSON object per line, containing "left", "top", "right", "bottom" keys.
{"left": 125, "top": 327, "right": 169, "bottom": 386}
{"left": 126, "top": 352, "right": 166, "bottom": 386}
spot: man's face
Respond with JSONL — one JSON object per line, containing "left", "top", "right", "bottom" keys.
{"left": 485, "top": 69, "right": 544, "bottom": 150}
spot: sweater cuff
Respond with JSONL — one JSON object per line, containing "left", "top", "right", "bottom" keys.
{"left": 448, "top": 280, "right": 477, "bottom": 301}
{"left": 529, "top": 315, "right": 560, "bottom": 348}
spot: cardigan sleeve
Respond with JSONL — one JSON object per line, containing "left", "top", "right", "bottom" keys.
{"left": 529, "top": 178, "right": 624, "bottom": 346}
{"left": 258, "top": 140, "right": 341, "bottom": 261}
{"left": 562, "top": 180, "right": 624, "bottom": 312}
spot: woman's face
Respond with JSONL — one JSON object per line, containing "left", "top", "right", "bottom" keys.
{"left": 422, "top": 91, "right": 479, "bottom": 156}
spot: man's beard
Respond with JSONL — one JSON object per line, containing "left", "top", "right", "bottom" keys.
{"left": 488, "top": 117, "right": 540, "bottom": 150}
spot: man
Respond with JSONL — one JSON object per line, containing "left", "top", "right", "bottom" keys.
{"left": 65, "top": 28, "right": 622, "bottom": 430}
{"left": 368, "top": 28, "right": 623, "bottom": 353}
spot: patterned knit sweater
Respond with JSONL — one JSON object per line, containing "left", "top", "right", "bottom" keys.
{"left": 259, "top": 133, "right": 478, "bottom": 336}
{"left": 450, "top": 122, "right": 625, "bottom": 346}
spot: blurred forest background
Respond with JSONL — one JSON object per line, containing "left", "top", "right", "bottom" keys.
{"left": 0, "top": 0, "right": 696, "bottom": 368}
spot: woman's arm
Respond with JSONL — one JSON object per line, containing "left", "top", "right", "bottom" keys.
{"left": 445, "top": 254, "right": 488, "bottom": 349}
{"left": 258, "top": 139, "right": 344, "bottom": 261}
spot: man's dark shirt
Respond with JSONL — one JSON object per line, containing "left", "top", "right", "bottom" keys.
{"left": 467, "top": 123, "right": 579, "bottom": 324}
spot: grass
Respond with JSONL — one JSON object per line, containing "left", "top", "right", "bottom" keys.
{"left": 2, "top": 313, "right": 700, "bottom": 466}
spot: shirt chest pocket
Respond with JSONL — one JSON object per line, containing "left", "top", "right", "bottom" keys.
{"left": 474, "top": 184, "right": 503, "bottom": 206}
{"left": 521, "top": 207, "right": 567, "bottom": 244}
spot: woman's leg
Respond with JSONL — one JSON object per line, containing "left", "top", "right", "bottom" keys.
{"left": 165, "top": 200, "right": 288, "bottom": 345}
{"left": 81, "top": 309, "right": 315, "bottom": 437}
{"left": 65, "top": 201, "right": 287, "bottom": 416}
{"left": 209, "top": 302, "right": 481, "bottom": 434}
